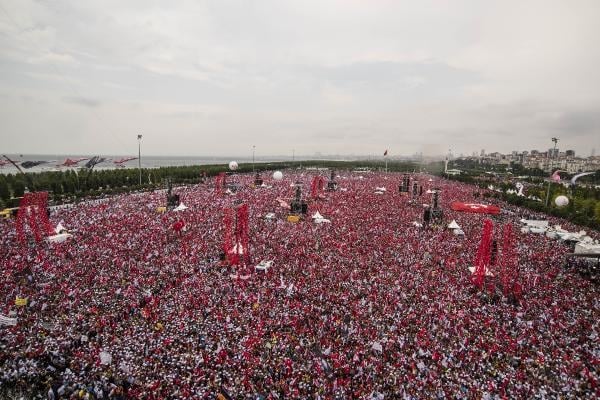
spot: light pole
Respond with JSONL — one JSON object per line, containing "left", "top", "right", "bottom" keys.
{"left": 292, "top": 149, "right": 295, "bottom": 162}
{"left": 137, "top": 134, "right": 142, "bottom": 185}
{"left": 545, "top": 137, "right": 558, "bottom": 207}
{"left": 252, "top": 145, "right": 256, "bottom": 173}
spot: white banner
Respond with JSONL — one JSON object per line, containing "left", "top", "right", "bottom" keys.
{"left": 0, "top": 314, "right": 17, "bottom": 326}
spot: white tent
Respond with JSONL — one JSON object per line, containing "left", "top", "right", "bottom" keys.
{"left": 447, "top": 220, "right": 460, "bottom": 229}
{"left": 412, "top": 221, "right": 423, "bottom": 227}
{"left": 312, "top": 211, "right": 324, "bottom": 220}
{"left": 264, "top": 212, "right": 276, "bottom": 220}
{"left": 314, "top": 217, "right": 331, "bottom": 224}
{"left": 453, "top": 229, "right": 465, "bottom": 236}
{"left": 375, "top": 187, "right": 387, "bottom": 192}
{"left": 173, "top": 203, "right": 188, "bottom": 212}
{"left": 54, "top": 221, "right": 67, "bottom": 234}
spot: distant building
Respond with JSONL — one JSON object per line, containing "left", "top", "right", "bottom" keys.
{"left": 566, "top": 150, "right": 575, "bottom": 157}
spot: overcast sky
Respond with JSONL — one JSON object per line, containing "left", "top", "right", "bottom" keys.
{"left": 1, "top": 0, "right": 599, "bottom": 157}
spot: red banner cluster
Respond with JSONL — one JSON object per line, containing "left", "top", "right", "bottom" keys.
{"left": 499, "top": 223, "right": 522, "bottom": 299}
{"left": 16, "top": 192, "right": 52, "bottom": 244}
{"left": 215, "top": 172, "right": 226, "bottom": 194}
{"left": 222, "top": 204, "right": 250, "bottom": 266}
{"left": 472, "top": 219, "right": 494, "bottom": 288}
{"left": 310, "top": 176, "right": 325, "bottom": 199}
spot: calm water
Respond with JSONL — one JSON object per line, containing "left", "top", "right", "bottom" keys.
{"left": 0, "top": 154, "right": 296, "bottom": 174}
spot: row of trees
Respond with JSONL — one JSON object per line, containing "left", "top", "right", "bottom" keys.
{"left": 0, "top": 160, "right": 417, "bottom": 208}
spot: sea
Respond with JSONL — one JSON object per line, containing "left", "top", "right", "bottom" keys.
{"left": 0, "top": 154, "right": 359, "bottom": 175}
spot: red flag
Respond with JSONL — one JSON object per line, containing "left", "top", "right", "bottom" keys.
{"left": 383, "top": 149, "right": 388, "bottom": 156}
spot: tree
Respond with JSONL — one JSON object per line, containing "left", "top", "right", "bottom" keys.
{"left": 12, "top": 180, "right": 25, "bottom": 197}
{"left": 0, "top": 177, "right": 10, "bottom": 202}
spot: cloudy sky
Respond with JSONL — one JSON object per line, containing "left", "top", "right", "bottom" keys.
{"left": 1, "top": 0, "right": 599, "bottom": 157}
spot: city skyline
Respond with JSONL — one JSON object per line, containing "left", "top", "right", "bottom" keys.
{"left": 1, "top": 1, "right": 599, "bottom": 156}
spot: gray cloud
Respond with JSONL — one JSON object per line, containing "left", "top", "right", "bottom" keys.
{"left": 63, "top": 96, "right": 101, "bottom": 107}
{"left": 0, "top": 0, "right": 599, "bottom": 156}
{"left": 551, "top": 110, "right": 600, "bottom": 136}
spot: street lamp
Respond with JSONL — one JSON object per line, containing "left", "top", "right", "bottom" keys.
{"left": 252, "top": 145, "right": 256, "bottom": 173}
{"left": 137, "top": 134, "right": 142, "bottom": 185}
{"left": 545, "top": 137, "right": 558, "bottom": 207}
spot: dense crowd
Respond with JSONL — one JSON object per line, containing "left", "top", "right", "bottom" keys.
{"left": 1, "top": 172, "right": 598, "bottom": 399}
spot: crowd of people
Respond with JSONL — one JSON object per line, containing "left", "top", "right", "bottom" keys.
{"left": 1, "top": 171, "right": 598, "bottom": 399}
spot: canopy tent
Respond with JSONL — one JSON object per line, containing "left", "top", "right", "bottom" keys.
{"left": 264, "top": 212, "right": 276, "bottom": 220}
{"left": 453, "top": 229, "right": 465, "bottom": 236}
{"left": 54, "top": 221, "right": 67, "bottom": 234}
{"left": 311, "top": 211, "right": 331, "bottom": 223}
{"left": 447, "top": 220, "right": 460, "bottom": 229}
{"left": 173, "top": 203, "right": 188, "bottom": 212}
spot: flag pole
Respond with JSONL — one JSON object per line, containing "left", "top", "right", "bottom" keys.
{"left": 384, "top": 149, "right": 388, "bottom": 172}
{"left": 138, "top": 134, "right": 142, "bottom": 186}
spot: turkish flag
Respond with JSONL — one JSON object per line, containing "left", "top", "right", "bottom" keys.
{"left": 451, "top": 202, "right": 501, "bottom": 215}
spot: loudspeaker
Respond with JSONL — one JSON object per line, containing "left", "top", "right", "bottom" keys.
{"left": 290, "top": 200, "right": 308, "bottom": 214}
{"left": 423, "top": 209, "right": 431, "bottom": 223}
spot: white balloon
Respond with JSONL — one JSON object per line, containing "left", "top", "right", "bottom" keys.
{"left": 228, "top": 161, "right": 238, "bottom": 171}
{"left": 555, "top": 195, "right": 569, "bottom": 207}
{"left": 272, "top": 171, "right": 283, "bottom": 181}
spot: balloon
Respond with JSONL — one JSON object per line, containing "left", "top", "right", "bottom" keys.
{"left": 272, "top": 171, "right": 283, "bottom": 181}
{"left": 228, "top": 161, "right": 238, "bottom": 171}
{"left": 551, "top": 170, "right": 563, "bottom": 182}
{"left": 555, "top": 195, "right": 569, "bottom": 207}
